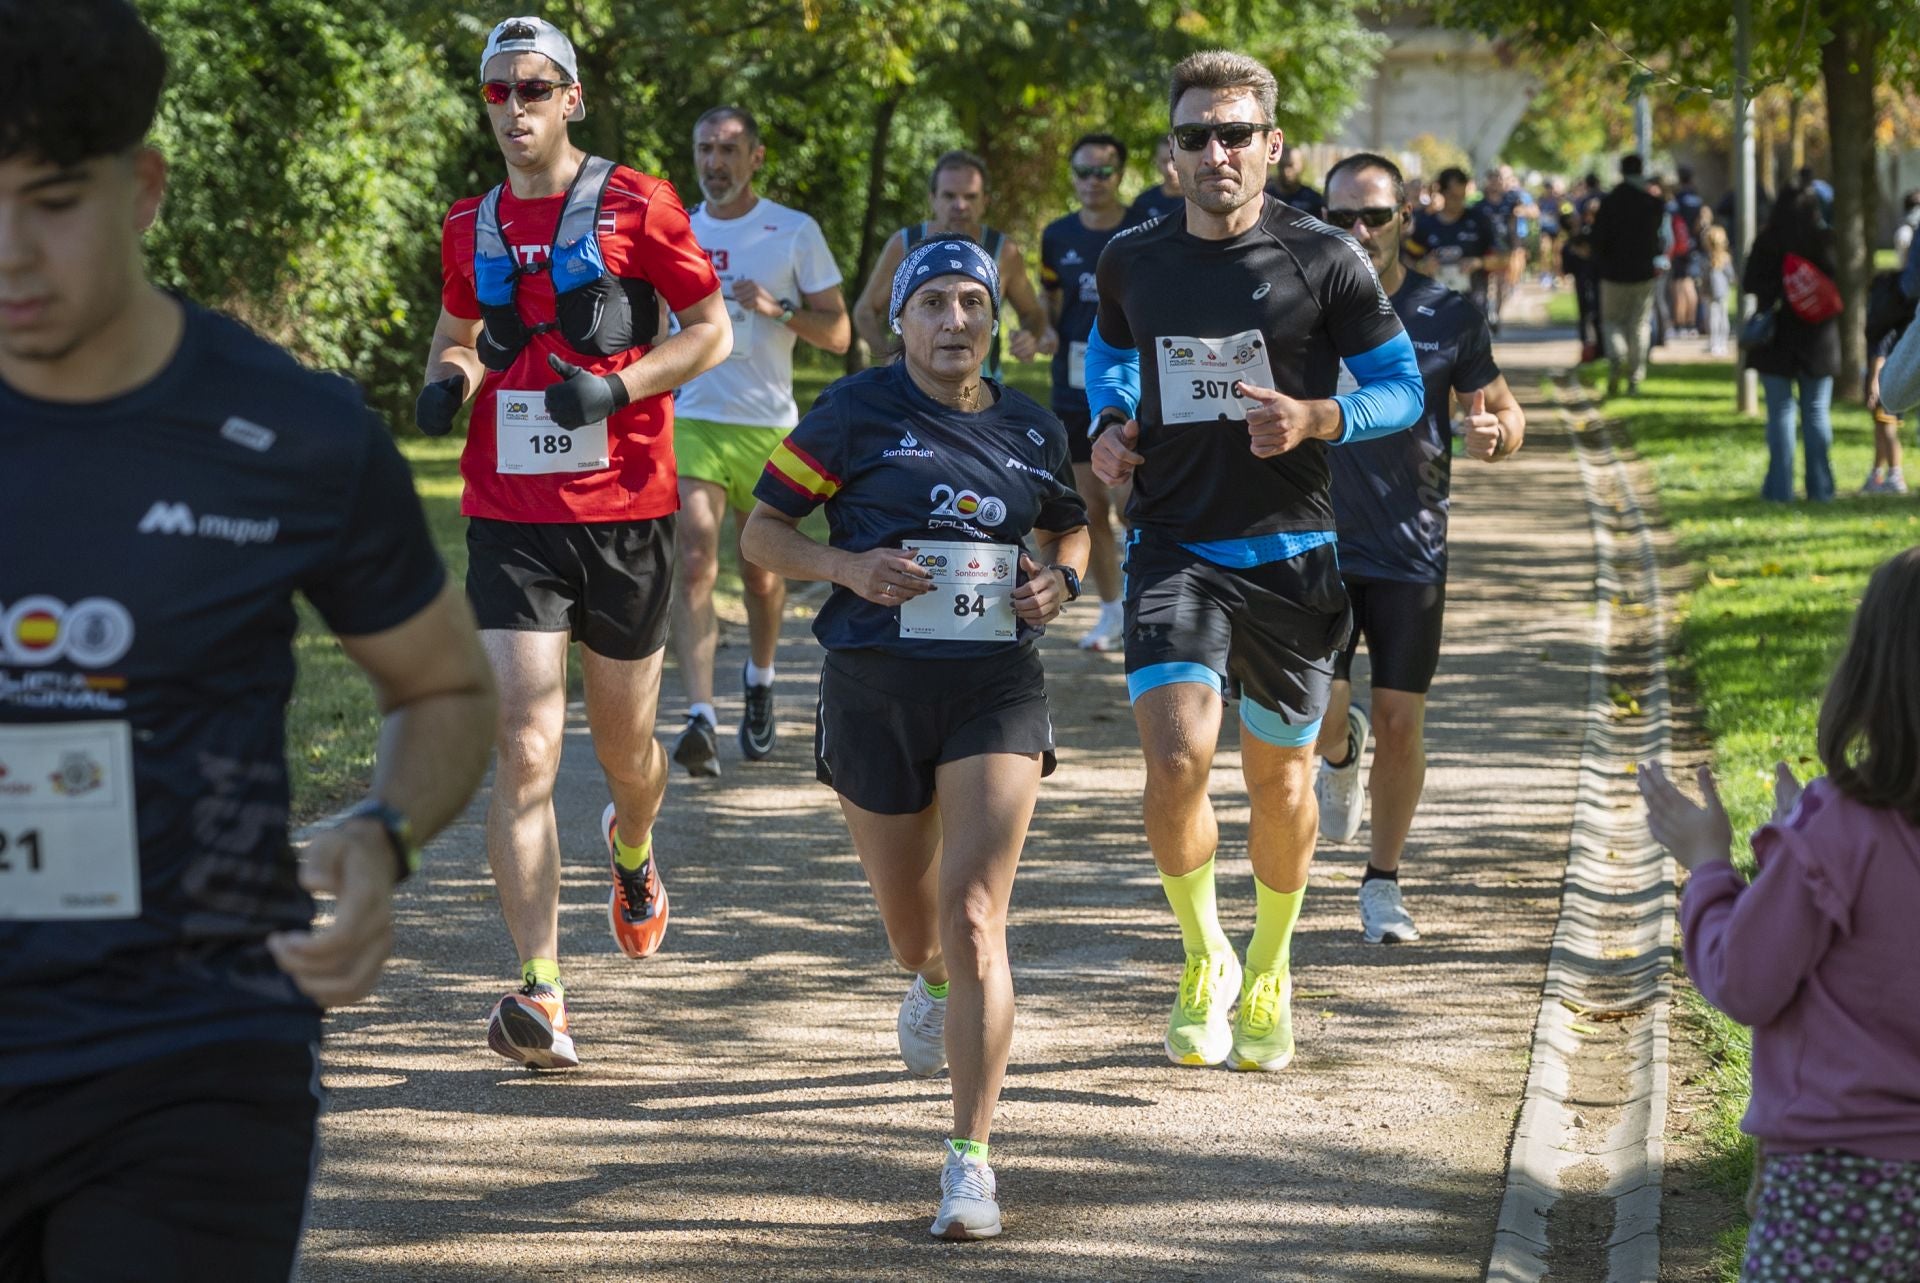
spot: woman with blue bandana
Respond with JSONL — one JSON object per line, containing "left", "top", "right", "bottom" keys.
{"left": 742, "top": 237, "right": 1090, "bottom": 1241}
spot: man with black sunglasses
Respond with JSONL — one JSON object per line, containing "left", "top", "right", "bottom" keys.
{"left": 417, "top": 15, "right": 731, "bottom": 1070}
{"left": 1041, "top": 132, "right": 1132, "bottom": 652}
{"left": 1312, "top": 153, "right": 1527, "bottom": 948}
{"left": 1086, "top": 51, "right": 1423, "bottom": 1074}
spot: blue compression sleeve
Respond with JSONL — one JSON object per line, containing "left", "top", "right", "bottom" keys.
{"left": 1330, "top": 331, "right": 1423, "bottom": 444}
{"left": 1084, "top": 319, "right": 1141, "bottom": 422}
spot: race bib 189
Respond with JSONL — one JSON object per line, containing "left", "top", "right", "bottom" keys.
{"left": 898, "top": 541, "right": 1019, "bottom": 643}
{"left": 496, "top": 390, "right": 610, "bottom": 475}
{"left": 0, "top": 721, "right": 140, "bottom": 921}
{"left": 1155, "top": 330, "right": 1277, "bottom": 424}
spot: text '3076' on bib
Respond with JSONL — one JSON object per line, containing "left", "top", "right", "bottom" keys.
{"left": 1156, "top": 330, "right": 1276, "bottom": 425}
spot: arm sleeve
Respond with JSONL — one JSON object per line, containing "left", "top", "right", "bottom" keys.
{"left": 440, "top": 206, "right": 481, "bottom": 321}
{"left": 302, "top": 417, "right": 448, "bottom": 636}
{"left": 795, "top": 218, "right": 843, "bottom": 294}
{"left": 631, "top": 180, "right": 723, "bottom": 312}
{"left": 1331, "top": 333, "right": 1423, "bottom": 444}
{"left": 1679, "top": 781, "right": 1856, "bottom": 1026}
{"left": 752, "top": 388, "right": 849, "bottom": 519}
{"left": 1084, "top": 318, "right": 1141, "bottom": 421}
{"left": 1451, "top": 313, "right": 1501, "bottom": 393}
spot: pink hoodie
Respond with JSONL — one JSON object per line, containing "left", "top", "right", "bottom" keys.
{"left": 1681, "top": 776, "right": 1920, "bottom": 1162}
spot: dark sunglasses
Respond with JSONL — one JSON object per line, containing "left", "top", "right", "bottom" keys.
{"left": 1072, "top": 163, "right": 1118, "bottom": 179}
{"left": 1325, "top": 207, "right": 1400, "bottom": 230}
{"left": 1171, "top": 122, "right": 1272, "bottom": 152}
{"left": 481, "top": 78, "right": 572, "bottom": 106}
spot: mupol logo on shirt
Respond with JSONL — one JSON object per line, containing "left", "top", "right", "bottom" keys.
{"left": 137, "top": 501, "right": 280, "bottom": 546}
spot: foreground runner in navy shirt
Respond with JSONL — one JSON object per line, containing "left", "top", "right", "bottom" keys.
{"left": 743, "top": 236, "right": 1087, "bottom": 1242}
{"left": 1315, "top": 153, "right": 1527, "bottom": 946}
{"left": 0, "top": 5, "right": 494, "bottom": 1278}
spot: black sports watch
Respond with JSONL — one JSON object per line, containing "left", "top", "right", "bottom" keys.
{"left": 1050, "top": 564, "right": 1082, "bottom": 602}
{"left": 1090, "top": 406, "right": 1129, "bottom": 440}
{"left": 342, "top": 798, "right": 418, "bottom": 883}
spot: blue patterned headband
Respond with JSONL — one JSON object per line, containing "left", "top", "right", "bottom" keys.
{"left": 888, "top": 236, "right": 1002, "bottom": 331}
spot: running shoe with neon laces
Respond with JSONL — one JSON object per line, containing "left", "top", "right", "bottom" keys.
{"left": 1164, "top": 950, "right": 1241, "bottom": 1066}
{"left": 931, "top": 1147, "right": 1002, "bottom": 1240}
{"left": 604, "top": 802, "right": 669, "bottom": 959}
{"left": 673, "top": 710, "right": 721, "bottom": 778}
{"left": 486, "top": 983, "right": 579, "bottom": 1070}
{"left": 1314, "top": 704, "right": 1370, "bottom": 843}
{"left": 738, "top": 663, "right": 777, "bottom": 761}
{"left": 897, "top": 975, "right": 948, "bottom": 1077}
{"left": 1229, "top": 968, "right": 1295, "bottom": 1073}
{"left": 1359, "top": 878, "right": 1421, "bottom": 943}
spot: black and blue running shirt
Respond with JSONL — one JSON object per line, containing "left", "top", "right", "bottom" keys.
{"left": 754, "top": 363, "right": 1088, "bottom": 658}
{"left": 1329, "top": 272, "right": 1500, "bottom": 584}
{"left": 0, "top": 301, "right": 447, "bottom": 1086}
{"left": 1040, "top": 211, "right": 1128, "bottom": 417}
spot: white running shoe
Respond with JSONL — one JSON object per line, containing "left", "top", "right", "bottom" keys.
{"left": 1358, "top": 878, "right": 1421, "bottom": 943}
{"left": 1315, "top": 705, "right": 1369, "bottom": 842}
{"left": 897, "top": 975, "right": 947, "bottom": 1077}
{"left": 1077, "top": 601, "right": 1125, "bottom": 652}
{"left": 931, "top": 1147, "right": 1002, "bottom": 1240}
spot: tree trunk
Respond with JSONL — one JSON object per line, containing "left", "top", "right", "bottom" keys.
{"left": 1820, "top": 5, "right": 1879, "bottom": 399}
{"left": 849, "top": 87, "right": 903, "bottom": 374}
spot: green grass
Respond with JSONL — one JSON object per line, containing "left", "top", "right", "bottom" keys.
{"left": 1613, "top": 361, "right": 1919, "bottom": 1279}
{"left": 284, "top": 357, "right": 1061, "bottom": 819}
{"left": 1545, "top": 288, "right": 1580, "bottom": 328}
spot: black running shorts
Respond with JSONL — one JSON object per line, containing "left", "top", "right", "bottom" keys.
{"left": 0, "top": 1041, "right": 321, "bottom": 1283}
{"left": 815, "top": 646, "right": 1057, "bottom": 815}
{"left": 1122, "top": 531, "right": 1350, "bottom": 747}
{"left": 1332, "top": 573, "right": 1448, "bottom": 695}
{"left": 466, "top": 515, "right": 675, "bottom": 661}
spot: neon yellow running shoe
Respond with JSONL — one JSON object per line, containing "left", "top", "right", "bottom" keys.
{"left": 1229, "top": 968, "right": 1295, "bottom": 1072}
{"left": 1164, "top": 951, "right": 1241, "bottom": 1066}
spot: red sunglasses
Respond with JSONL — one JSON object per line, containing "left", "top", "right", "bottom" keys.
{"left": 480, "top": 79, "right": 572, "bottom": 106}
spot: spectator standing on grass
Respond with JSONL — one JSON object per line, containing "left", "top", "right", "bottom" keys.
{"left": 1590, "top": 154, "right": 1667, "bottom": 398}
{"left": 1639, "top": 545, "right": 1920, "bottom": 1283}
{"left": 1743, "top": 184, "right": 1839, "bottom": 503}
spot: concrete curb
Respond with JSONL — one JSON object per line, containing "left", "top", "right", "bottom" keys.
{"left": 1485, "top": 379, "right": 1676, "bottom": 1283}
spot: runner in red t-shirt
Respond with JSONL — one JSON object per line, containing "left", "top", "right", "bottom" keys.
{"left": 415, "top": 16, "right": 730, "bottom": 1070}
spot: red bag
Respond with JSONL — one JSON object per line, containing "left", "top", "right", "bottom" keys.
{"left": 1782, "top": 252, "right": 1843, "bottom": 324}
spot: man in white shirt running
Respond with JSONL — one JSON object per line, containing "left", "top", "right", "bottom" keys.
{"left": 669, "top": 105, "right": 850, "bottom": 777}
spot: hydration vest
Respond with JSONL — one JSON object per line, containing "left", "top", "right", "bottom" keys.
{"left": 473, "top": 155, "right": 659, "bottom": 371}
{"left": 904, "top": 222, "right": 1006, "bottom": 379}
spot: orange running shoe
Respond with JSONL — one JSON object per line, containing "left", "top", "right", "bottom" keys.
{"left": 486, "top": 983, "right": 579, "bottom": 1070}
{"left": 604, "top": 802, "right": 669, "bottom": 959}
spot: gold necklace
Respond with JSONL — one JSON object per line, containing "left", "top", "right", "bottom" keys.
{"left": 955, "top": 382, "right": 983, "bottom": 411}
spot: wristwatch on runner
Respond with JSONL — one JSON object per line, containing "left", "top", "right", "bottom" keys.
{"left": 1091, "top": 406, "right": 1128, "bottom": 440}
{"left": 776, "top": 299, "right": 797, "bottom": 327}
{"left": 342, "top": 798, "right": 419, "bottom": 883}
{"left": 1050, "top": 564, "right": 1082, "bottom": 602}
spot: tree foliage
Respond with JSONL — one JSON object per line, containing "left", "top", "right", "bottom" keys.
{"left": 135, "top": 0, "right": 1380, "bottom": 421}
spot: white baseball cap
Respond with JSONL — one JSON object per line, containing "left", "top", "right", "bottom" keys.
{"left": 480, "top": 17, "right": 585, "bottom": 121}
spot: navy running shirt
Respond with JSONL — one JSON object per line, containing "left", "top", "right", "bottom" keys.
{"left": 1093, "top": 197, "right": 1407, "bottom": 540}
{"left": 1040, "top": 211, "right": 1127, "bottom": 416}
{"left": 1125, "top": 187, "right": 1182, "bottom": 228}
{"left": 0, "top": 302, "right": 447, "bottom": 1087}
{"left": 1409, "top": 206, "right": 1502, "bottom": 263}
{"left": 1329, "top": 272, "right": 1499, "bottom": 583}
{"left": 754, "top": 362, "right": 1088, "bottom": 658}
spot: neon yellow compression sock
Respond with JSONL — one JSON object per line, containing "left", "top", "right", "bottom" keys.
{"left": 1245, "top": 880, "right": 1305, "bottom": 976}
{"left": 924, "top": 980, "right": 949, "bottom": 999}
{"left": 522, "top": 957, "right": 563, "bottom": 997}
{"left": 612, "top": 824, "right": 652, "bottom": 872}
{"left": 947, "top": 1138, "right": 989, "bottom": 1162}
{"left": 1158, "top": 855, "right": 1233, "bottom": 957}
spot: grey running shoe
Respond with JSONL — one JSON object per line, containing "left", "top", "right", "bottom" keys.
{"left": 738, "top": 663, "right": 776, "bottom": 760}
{"left": 931, "top": 1147, "right": 1002, "bottom": 1240}
{"left": 897, "top": 975, "right": 948, "bottom": 1077}
{"left": 672, "top": 711, "right": 720, "bottom": 778}
{"left": 1358, "top": 878, "right": 1421, "bottom": 944}
{"left": 1314, "top": 704, "right": 1369, "bottom": 842}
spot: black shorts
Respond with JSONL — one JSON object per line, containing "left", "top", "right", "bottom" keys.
{"left": 1333, "top": 573, "right": 1448, "bottom": 695}
{"left": 0, "top": 1040, "right": 321, "bottom": 1283}
{"left": 1123, "top": 532, "right": 1350, "bottom": 747}
{"left": 1060, "top": 407, "right": 1095, "bottom": 465}
{"left": 815, "top": 647, "right": 1057, "bottom": 815}
{"left": 466, "top": 515, "right": 675, "bottom": 660}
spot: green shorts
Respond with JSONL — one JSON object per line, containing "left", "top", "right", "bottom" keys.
{"left": 675, "top": 418, "right": 789, "bottom": 513}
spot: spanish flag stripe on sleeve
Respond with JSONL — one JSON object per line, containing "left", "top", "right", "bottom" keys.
{"left": 765, "top": 438, "right": 842, "bottom": 503}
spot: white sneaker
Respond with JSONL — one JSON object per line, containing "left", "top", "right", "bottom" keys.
{"left": 1315, "top": 705, "right": 1369, "bottom": 842}
{"left": 1358, "top": 878, "right": 1421, "bottom": 943}
{"left": 931, "top": 1147, "right": 1002, "bottom": 1240}
{"left": 897, "top": 975, "right": 947, "bottom": 1077}
{"left": 1077, "top": 601, "right": 1124, "bottom": 652}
